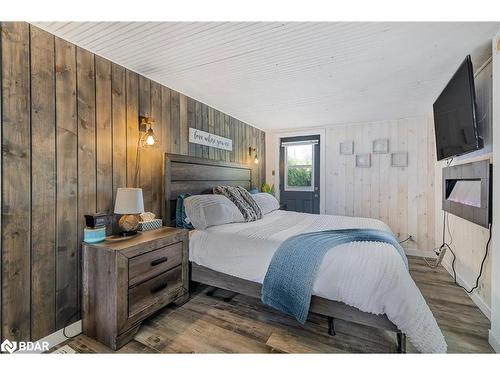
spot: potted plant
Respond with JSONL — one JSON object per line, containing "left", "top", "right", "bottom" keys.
{"left": 261, "top": 183, "right": 275, "bottom": 196}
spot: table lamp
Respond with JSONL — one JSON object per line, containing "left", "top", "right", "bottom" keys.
{"left": 114, "top": 188, "right": 144, "bottom": 236}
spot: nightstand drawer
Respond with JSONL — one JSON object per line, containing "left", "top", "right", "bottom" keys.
{"left": 128, "top": 242, "right": 182, "bottom": 286}
{"left": 128, "top": 266, "right": 183, "bottom": 316}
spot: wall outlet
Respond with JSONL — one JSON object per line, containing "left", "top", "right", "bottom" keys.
{"left": 400, "top": 234, "right": 415, "bottom": 245}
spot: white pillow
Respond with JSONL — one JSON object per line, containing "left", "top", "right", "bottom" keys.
{"left": 184, "top": 195, "right": 244, "bottom": 230}
{"left": 252, "top": 193, "right": 280, "bottom": 215}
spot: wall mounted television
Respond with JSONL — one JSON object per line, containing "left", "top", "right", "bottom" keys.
{"left": 433, "top": 55, "right": 483, "bottom": 161}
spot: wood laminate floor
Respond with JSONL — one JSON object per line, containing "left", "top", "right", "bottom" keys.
{"left": 51, "top": 256, "right": 494, "bottom": 353}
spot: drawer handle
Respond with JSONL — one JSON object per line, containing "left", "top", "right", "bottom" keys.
{"left": 150, "top": 257, "right": 168, "bottom": 266}
{"left": 150, "top": 282, "right": 168, "bottom": 294}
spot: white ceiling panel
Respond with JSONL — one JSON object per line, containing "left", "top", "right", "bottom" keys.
{"left": 32, "top": 22, "right": 500, "bottom": 130}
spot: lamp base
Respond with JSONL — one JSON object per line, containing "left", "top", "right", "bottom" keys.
{"left": 118, "top": 214, "right": 140, "bottom": 233}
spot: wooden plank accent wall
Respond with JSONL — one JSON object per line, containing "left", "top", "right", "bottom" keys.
{"left": 126, "top": 70, "right": 139, "bottom": 188}
{"left": 54, "top": 36, "right": 78, "bottom": 331}
{"left": 1, "top": 21, "right": 31, "bottom": 342}
{"left": 150, "top": 81, "right": 163, "bottom": 219}
{"left": 0, "top": 22, "right": 265, "bottom": 342}
{"left": 111, "top": 64, "right": 127, "bottom": 203}
{"left": 95, "top": 56, "right": 113, "bottom": 215}
{"left": 30, "top": 26, "right": 57, "bottom": 340}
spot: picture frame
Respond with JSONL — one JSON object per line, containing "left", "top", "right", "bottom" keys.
{"left": 391, "top": 152, "right": 408, "bottom": 167}
{"left": 356, "top": 153, "right": 371, "bottom": 168}
{"left": 339, "top": 141, "right": 354, "bottom": 155}
{"left": 372, "top": 138, "right": 389, "bottom": 154}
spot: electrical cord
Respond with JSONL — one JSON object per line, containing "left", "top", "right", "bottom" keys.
{"left": 423, "top": 213, "right": 447, "bottom": 268}
{"left": 62, "top": 310, "right": 80, "bottom": 339}
{"left": 448, "top": 221, "right": 492, "bottom": 294}
{"left": 475, "top": 111, "right": 488, "bottom": 126}
{"left": 399, "top": 236, "right": 411, "bottom": 244}
{"left": 424, "top": 211, "right": 492, "bottom": 294}
{"left": 134, "top": 136, "right": 142, "bottom": 187}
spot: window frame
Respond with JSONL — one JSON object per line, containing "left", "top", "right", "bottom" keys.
{"left": 283, "top": 143, "right": 315, "bottom": 192}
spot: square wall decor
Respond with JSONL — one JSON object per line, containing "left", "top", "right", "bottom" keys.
{"left": 340, "top": 141, "right": 354, "bottom": 155}
{"left": 391, "top": 152, "right": 408, "bottom": 167}
{"left": 373, "top": 138, "right": 389, "bottom": 154}
{"left": 356, "top": 153, "right": 371, "bottom": 168}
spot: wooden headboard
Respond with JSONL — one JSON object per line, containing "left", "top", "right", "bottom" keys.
{"left": 164, "top": 154, "right": 253, "bottom": 226}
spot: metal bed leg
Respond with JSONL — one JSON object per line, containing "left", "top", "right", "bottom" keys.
{"left": 205, "top": 286, "right": 217, "bottom": 297}
{"left": 205, "top": 287, "right": 237, "bottom": 302}
{"left": 328, "top": 317, "right": 336, "bottom": 336}
{"left": 396, "top": 332, "right": 406, "bottom": 353}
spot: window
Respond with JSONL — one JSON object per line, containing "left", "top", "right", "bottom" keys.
{"left": 284, "top": 143, "right": 315, "bottom": 191}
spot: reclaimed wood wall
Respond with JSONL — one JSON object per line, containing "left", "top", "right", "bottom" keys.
{"left": 0, "top": 22, "right": 265, "bottom": 342}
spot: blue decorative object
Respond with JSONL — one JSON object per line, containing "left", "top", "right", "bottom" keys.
{"left": 261, "top": 229, "right": 407, "bottom": 324}
{"left": 84, "top": 226, "right": 106, "bottom": 243}
{"left": 176, "top": 194, "right": 194, "bottom": 229}
{"left": 249, "top": 188, "right": 259, "bottom": 194}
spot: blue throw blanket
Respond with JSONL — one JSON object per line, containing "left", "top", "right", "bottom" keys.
{"left": 261, "top": 229, "right": 408, "bottom": 324}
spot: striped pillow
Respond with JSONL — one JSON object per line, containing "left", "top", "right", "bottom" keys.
{"left": 184, "top": 194, "right": 244, "bottom": 230}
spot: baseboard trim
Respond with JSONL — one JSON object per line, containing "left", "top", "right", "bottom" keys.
{"left": 441, "top": 259, "right": 491, "bottom": 321}
{"left": 16, "top": 320, "right": 82, "bottom": 353}
{"left": 489, "top": 330, "right": 500, "bottom": 353}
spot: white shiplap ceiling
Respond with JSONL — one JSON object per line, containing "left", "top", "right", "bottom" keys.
{"left": 33, "top": 22, "right": 499, "bottom": 130}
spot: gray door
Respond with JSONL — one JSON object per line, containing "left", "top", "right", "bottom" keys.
{"left": 279, "top": 135, "right": 320, "bottom": 213}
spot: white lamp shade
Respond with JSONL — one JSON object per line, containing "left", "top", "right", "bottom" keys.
{"left": 114, "top": 188, "right": 144, "bottom": 214}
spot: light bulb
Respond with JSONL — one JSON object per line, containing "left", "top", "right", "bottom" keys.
{"left": 254, "top": 156, "right": 259, "bottom": 164}
{"left": 146, "top": 134, "right": 155, "bottom": 146}
{"left": 144, "top": 126, "right": 156, "bottom": 146}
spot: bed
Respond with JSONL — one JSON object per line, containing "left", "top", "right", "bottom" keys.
{"left": 164, "top": 153, "right": 446, "bottom": 353}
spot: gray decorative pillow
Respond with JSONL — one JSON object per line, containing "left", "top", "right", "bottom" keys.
{"left": 184, "top": 194, "right": 244, "bottom": 230}
{"left": 213, "top": 185, "right": 262, "bottom": 222}
{"left": 252, "top": 193, "right": 280, "bottom": 215}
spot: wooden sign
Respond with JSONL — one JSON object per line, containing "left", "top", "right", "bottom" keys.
{"left": 189, "top": 128, "right": 233, "bottom": 151}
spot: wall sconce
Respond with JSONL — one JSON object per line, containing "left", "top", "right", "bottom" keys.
{"left": 139, "top": 115, "right": 158, "bottom": 147}
{"left": 249, "top": 147, "right": 259, "bottom": 164}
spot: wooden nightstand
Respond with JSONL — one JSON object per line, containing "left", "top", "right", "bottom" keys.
{"left": 82, "top": 227, "right": 189, "bottom": 350}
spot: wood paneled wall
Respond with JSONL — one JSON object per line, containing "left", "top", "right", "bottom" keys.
{"left": 0, "top": 22, "right": 265, "bottom": 342}
{"left": 325, "top": 117, "right": 436, "bottom": 252}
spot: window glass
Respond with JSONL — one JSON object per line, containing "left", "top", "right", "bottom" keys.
{"left": 285, "top": 144, "right": 314, "bottom": 190}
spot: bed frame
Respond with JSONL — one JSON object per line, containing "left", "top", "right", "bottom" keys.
{"left": 164, "top": 153, "right": 407, "bottom": 353}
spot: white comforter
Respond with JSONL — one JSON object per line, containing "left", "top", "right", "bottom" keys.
{"left": 189, "top": 210, "right": 447, "bottom": 353}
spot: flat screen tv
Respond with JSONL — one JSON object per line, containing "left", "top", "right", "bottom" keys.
{"left": 433, "top": 55, "right": 483, "bottom": 161}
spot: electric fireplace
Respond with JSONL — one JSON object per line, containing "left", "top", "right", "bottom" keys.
{"left": 442, "top": 160, "right": 491, "bottom": 228}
